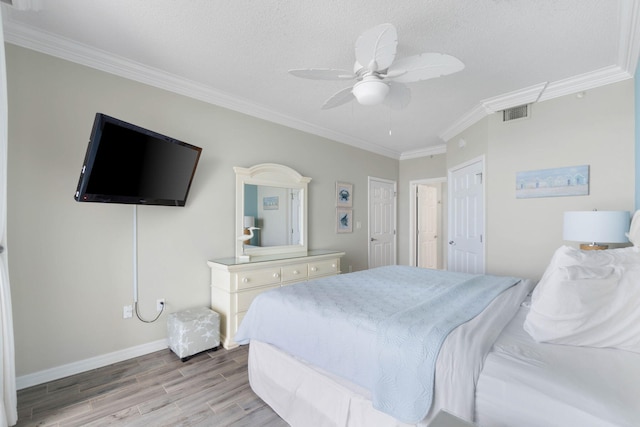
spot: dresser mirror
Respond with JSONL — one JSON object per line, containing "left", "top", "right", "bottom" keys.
{"left": 234, "top": 163, "right": 311, "bottom": 258}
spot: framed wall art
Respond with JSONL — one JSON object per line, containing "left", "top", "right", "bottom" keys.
{"left": 336, "top": 208, "right": 353, "bottom": 233}
{"left": 516, "top": 165, "right": 589, "bottom": 199}
{"left": 263, "top": 196, "right": 279, "bottom": 210}
{"left": 336, "top": 182, "right": 353, "bottom": 207}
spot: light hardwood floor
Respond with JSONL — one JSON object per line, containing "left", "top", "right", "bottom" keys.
{"left": 15, "top": 345, "right": 288, "bottom": 426}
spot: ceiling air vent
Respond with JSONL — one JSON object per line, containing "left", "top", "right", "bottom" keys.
{"left": 502, "top": 104, "right": 529, "bottom": 122}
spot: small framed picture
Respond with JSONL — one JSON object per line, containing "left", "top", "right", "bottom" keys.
{"left": 336, "top": 182, "right": 353, "bottom": 207}
{"left": 336, "top": 208, "right": 353, "bottom": 233}
{"left": 263, "top": 196, "right": 279, "bottom": 210}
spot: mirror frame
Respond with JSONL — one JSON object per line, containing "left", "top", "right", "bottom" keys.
{"left": 234, "top": 163, "right": 311, "bottom": 258}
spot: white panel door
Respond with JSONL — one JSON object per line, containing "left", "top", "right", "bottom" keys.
{"left": 289, "top": 189, "right": 301, "bottom": 245}
{"left": 368, "top": 177, "right": 396, "bottom": 268}
{"left": 417, "top": 184, "right": 439, "bottom": 269}
{"left": 448, "top": 158, "right": 485, "bottom": 274}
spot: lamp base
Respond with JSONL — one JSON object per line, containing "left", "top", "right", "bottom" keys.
{"left": 580, "top": 243, "right": 608, "bottom": 251}
{"left": 238, "top": 254, "right": 251, "bottom": 262}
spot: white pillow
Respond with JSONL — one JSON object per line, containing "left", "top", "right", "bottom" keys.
{"left": 563, "top": 265, "right": 614, "bottom": 280}
{"left": 627, "top": 210, "right": 640, "bottom": 246}
{"left": 524, "top": 245, "right": 640, "bottom": 353}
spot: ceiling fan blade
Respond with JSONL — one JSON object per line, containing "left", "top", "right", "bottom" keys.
{"left": 383, "top": 82, "right": 411, "bottom": 110}
{"left": 289, "top": 69, "right": 355, "bottom": 80}
{"left": 355, "top": 23, "right": 398, "bottom": 72}
{"left": 322, "top": 87, "right": 355, "bottom": 109}
{"left": 386, "top": 53, "right": 464, "bottom": 83}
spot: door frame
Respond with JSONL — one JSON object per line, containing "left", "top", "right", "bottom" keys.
{"left": 368, "top": 176, "right": 397, "bottom": 268}
{"left": 409, "top": 177, "right": 446, "bottom": 268}
{"left": 447, "top": 155, "right": 486, "bottom": 273}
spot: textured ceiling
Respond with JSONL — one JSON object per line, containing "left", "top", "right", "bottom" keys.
{"left": 2, "top": 0, "right": 639, "bottom": 158}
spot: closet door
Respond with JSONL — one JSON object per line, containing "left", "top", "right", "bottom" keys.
{"left": 368, "top": 177, "right": 397, "bottom": 268}
{"left": 448, "top": 157, "right": 485, "bottom": 274}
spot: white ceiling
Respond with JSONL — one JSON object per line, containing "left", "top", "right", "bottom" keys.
{"left": 2, "top": 0, "right": 639, "bottom": 159}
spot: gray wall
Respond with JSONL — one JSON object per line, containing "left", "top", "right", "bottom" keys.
{"left": 445, "top": 80, "right": 635, "bottom": 279}
{"left": 6, "top": 45, "right": 397, "bottom": 377}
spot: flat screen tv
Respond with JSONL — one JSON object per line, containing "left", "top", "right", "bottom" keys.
{"left": 74, "top": 113, "right": 202, "bottom": 206}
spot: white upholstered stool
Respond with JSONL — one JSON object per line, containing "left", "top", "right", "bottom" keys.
{"left": 167, "top": 307, "right": 220, "bottom": 361}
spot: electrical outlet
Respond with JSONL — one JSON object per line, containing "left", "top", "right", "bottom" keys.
{"left": 123, "top": 305, "right": 133, "bottom": 319}
{"left": 156, "top": 298, "right": 165, "bottom": 312}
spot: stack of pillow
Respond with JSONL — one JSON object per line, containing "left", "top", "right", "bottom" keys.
{"left": 524, "top": 211, "right": 640, "bottom": 353}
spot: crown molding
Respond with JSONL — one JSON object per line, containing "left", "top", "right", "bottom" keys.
{"left": 438, "top": 104, "right": 489, "bottom": 143}
{"left": 441, "top": 62, "right": 635, "bottom": 139}
{"left": 538, "top": 65, "right": 631, "bottom": 102}
{"left": 2, "top": 17, "right": 402, "bottom": 160}
{"left": 481, "top": 82, "right": 547, "bottom": 113}
{"left": 399, "top": 144, "right": 447, "bottom": 160}
{"left": 438, "top": 64, "right": 632, "bottom": 145}
{"left": 435, "top": 0, "right": 640, "bottom": 148}
{"left": 618, "top": 0, "right": 640, "bottom": 75}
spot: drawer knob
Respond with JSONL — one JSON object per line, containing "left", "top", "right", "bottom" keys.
{"left": 242, "top": 277, "right": 249, "bottom": 283}
{"left": 292, "top": 270, "right": 299, "bottom": 275}
{"left": 331, "top": 263, "right": 336, "bottom": 268}
{"left": 311, "top": 267, "right": 318, "bottom": 272}
{"left": 273, "top": 273, "right": 280, "bottom": 278}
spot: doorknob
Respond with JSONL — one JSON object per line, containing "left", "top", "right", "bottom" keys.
{"left": 448, "top": 240, "right": 455, "bottom": 245}
{"left": 371, "top": 238, "right": 378, "bottom": 242}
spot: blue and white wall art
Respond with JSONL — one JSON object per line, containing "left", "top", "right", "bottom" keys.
{"left": 516, "top": 165, "right": 589, "bottom": 199}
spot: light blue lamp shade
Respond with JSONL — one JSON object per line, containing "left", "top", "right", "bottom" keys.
{"left": 243, "top": 216, "right": 255, "bottom": 228}
{"left": 563, "top": 211, "right": 630, "bottom": 243}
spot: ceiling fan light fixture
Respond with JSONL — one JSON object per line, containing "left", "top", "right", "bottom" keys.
{"left": 353, "top": 79, "right": 389, "bottom": 106}
{"left": 291, "top": 24, "right": 464, "bottom": 110}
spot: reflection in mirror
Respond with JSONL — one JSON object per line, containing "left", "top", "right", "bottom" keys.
{"left": 234, "top": 163, "right": 311, "bottom": 258}
{"left": 243, "top": 185, "right": 302, "bottom": 247}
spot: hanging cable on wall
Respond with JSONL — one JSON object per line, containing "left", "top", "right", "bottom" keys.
{"left": 133, "top": 205, "right": 164, "bottom": 323}
{"left": 135, "top": 300, "right": 164, "bottom": 323}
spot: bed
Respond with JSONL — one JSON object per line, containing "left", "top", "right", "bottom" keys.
{"left": 235, "top": 246, "right": 640, "bottom": 426}
{"left": 476, "top": 297, "right": 640, "bottom": 427}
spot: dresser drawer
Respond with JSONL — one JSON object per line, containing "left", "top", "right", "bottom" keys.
{"left": 281, "top": 263, "right": 309, "bottom": 283}
{"left": 309, "top": 258, "right": 340, "bottom": 278}
{"left": 234, "top": 268, "right": 282, "bottom": 290}
{"left": 236, "top": 284, "right": 279, "bottom": 312}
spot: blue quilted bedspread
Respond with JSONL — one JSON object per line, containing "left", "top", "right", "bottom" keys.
{"left": 235, "top": 265, "right": 520, "bottom": 423}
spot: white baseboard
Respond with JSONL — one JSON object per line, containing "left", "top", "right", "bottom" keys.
{"left": 16, "top": 339, "right": 169, "bottom": 390}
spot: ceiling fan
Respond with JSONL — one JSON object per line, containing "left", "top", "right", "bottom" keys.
{"left": 289, "top": 23, "right": 465, "bottom": 110}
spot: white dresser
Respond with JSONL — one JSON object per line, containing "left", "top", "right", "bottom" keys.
{"left": 208, "top": 250, "right": 345, "bottom": 349}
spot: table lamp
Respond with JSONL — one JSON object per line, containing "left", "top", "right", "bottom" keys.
{"left": 563, "top": 210, "right": 630, "bottom": 250}
{"left": 243, "top": 216, "right": 255, "bottom": 244}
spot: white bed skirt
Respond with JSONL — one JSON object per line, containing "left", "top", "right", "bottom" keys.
{"left": 248, "top": 339, "right": 428, "bottom": 427}
{"left": 246, "top": 279, "right": 534, "bottom": 427}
